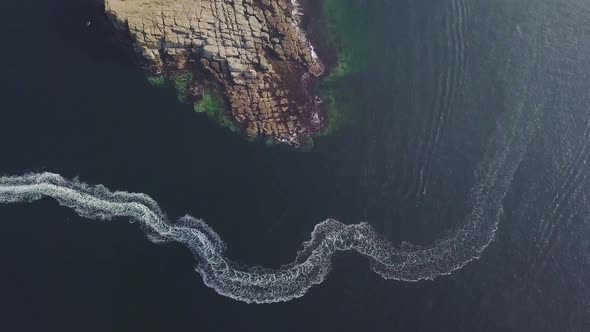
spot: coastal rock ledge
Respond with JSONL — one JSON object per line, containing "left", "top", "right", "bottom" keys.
{"left": 105, "top": 0, "right": 327, "bottom": 145}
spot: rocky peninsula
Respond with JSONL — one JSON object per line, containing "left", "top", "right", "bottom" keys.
{"left": 105, "top": 0, "right": 328, "bottom": 145}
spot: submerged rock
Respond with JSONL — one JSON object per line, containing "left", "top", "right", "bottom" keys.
{"left": 105, "top": 0, "right": 327, "bottom": 145}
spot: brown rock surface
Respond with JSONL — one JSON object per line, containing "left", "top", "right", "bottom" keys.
{"left": 105, "top": 0, "right": 326, "bottom": 145}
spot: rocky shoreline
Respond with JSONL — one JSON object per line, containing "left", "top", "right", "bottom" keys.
{"left": 104, "top": 0, "right": 330, "bottom": 145}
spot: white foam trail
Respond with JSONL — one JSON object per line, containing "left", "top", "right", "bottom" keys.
{"left": 0, "top": 97, "right": 537, "bottom": 304}
{"left": 0, "top": 145, "right": 528, "bottom": 303}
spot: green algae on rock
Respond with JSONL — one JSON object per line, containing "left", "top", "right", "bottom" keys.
{"left": 194, "top": 88, "right": 237, "bottom": 132}
{"left": 313, "top": 0, "right": 366, "bottom": 136}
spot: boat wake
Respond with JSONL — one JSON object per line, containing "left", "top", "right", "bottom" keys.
{"left": 0, "top": 98, "right": 537, "bottom": 303}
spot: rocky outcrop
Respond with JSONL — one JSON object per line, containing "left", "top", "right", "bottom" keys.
{"left": 105, "top": 0, "right": 326, "bottom": 145}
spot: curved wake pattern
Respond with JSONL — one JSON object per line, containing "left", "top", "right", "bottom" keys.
{"left": 0, "top": 102, "right": 536, "bottom": 303}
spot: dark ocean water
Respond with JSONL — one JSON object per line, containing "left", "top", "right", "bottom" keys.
{"left": 1, "top": 0, "right": 590, "bottom": 331}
